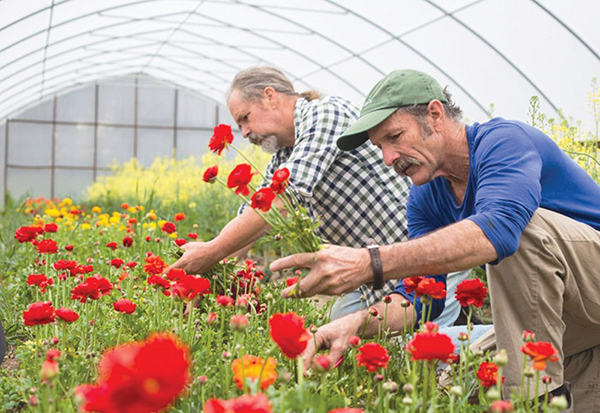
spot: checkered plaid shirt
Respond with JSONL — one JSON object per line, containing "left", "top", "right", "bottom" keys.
{"left": 241, "top": 96, "right": 411, "bottom": 306}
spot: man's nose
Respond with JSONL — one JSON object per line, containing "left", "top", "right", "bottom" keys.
{"left": 382, "top": 147, "right": 397, "bottom": 167}
{"left": 241, "top": 125, "right": 250, "bottom": 138}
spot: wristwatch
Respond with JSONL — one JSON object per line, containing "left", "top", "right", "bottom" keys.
{"left": 366, "top": 238, "right": 384, "bottom": 290}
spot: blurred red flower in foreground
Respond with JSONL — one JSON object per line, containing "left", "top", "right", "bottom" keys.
{"left": 23, "top": 301, "right": 55, "bottom": 326}
{"left": 15, "top": 225, "right": 44, "bottom": 243}
{"left": 55, "top": 307, "right": 79, "bottom": 323}
{"left": 113, "top": 298, "right": 137, "bottom": 314}
{"left": 251, "top": 187, "right": 276, "bottom": 212}
{"left": 37, "top": 239, "right": 58, "bottom": 254}
{"left": 204, "top": 393, "right": 272, "bottom": 413}
{"left": 521, "top": 341, "right": 559, "bottom": 371}
{"left": 271, "top": 167, "right": 290, "bottom": 194}
{"left": 490, "top": 400, "right": 514, "bottom": 412}
{"left": 356, "top": 342, "right": 390, "bottom": 372}
{"left": 41, "top": 348, "right": 60, "bottom": 382}
{"left": 203, "top": 166, "right": 219, "bottom": 183}
{"left": 208, "top": 124, "right": 234, "bottom": 155}
{"left": 455, "top": 278, "right": 488, "bottom": 308}
{"left": 477, "top": 362, "right": 504, "bottom": 388}
{"left": 269, "top": 312, "right": 311, "bottom": 359}
{"left": 406, "top": 326, "right": 455, "bottom": 363}
{"left": 71, "top": 275, "right": 113, "bottom": 303}
{"left": 75, "top": 333, "right": 190, "bottom": 413}
{"left": 227, "top": 164, "right": 254, "bottom": 196}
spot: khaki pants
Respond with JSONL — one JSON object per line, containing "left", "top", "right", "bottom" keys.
{"left": 474, "top": 208, "right": 600, "bottom": 411}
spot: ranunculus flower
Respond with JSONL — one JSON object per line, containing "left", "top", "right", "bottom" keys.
{"left": 122, "top": 237, "right": 133, "bottom": 248}
{"left": 356, "top": 342, "right": 390, "bottom": 372}
{"left": 71, "top": 275, "right": 113, "bottom": 303}
{"left": 41, "top": 358, "right": 59, "bottom": 382}
{"left": 271, "top": 167, "right": 290, "bottom": 194}
{"left": 230, "top": 314, "right": 249, "bottom": 331}
{"left": 147, "top": 275, "right": 171, "bottom": 291}
{"left": 27, "top": 273, "right": 53, "bottom": 293}
{"left": 314, "top": 355, "right": 332, "bottom": 372}
{"left": 174, "top": 212, "right": 186, "bottom": 222}
{"left": 227, "top": 164, "right": 253, "bottom": 196}
{"left": 402, "top": 276, "right": 424, "bottom": 294}
{"left": 125, "top": 261, "right": 137, "bottom": 269}
{"left": 165, "top": 267, "right": 186, "bottom": 281}
{"left": 455, "top": 278, "right": 488, "bottom": 308}
{"left": 477, "top": 362, "right": 504, "bottom": 388}
{"left": 37, "top": 239, "right": 58, "bottom": 254}
{"left": 171, "top": 275, "right": 211, "bottom": 302}
{"left": 55, "top": 307, "right": 79, "bottom": 323}
{"left": 161, "top": 222, "right": 177, "bottom": 234}
{"left": 269, "top": 312, "right": 311, "bottom": 359}
{"left": 15, "top": 225, "right": 44, "bottom": 243}
{"left": 251, "top": 187, "right": 276, "bottom": 212}
{"left": 143, "top": 254, "right": 168, "bottom": 276}
{"left": 113, "top": 298, "right": 136, "bottom": 314}
{"left": 43, "top": 223, "right": 58, "bottom": 233}
{"left": 187, "top": 232, "right": 198, "bottom": 240}
{"left": 216, "top": 295, "right": 234, "bottom": 307}
{"left": 110, "top": 258, "right": 124, "bottom": 269}
{"left": 231, "top": 355, "right": 277, "bottom": 391}
{"left": 106, "top": 241, "right": 117, "bottom": 250}
{"left": 415, "top": 278, "right": 446, "bottom": 299}
{"left": 75, "top": 333, "right": 190, "bottom": 413}
{"left": 23, "top": 301, "right": 55, "bottom": 326}
{"left": 208, "top": 124, "right": 234, "bottom": 155}
{"left": 490, "top": 400, "right": 514, "bottom": 412}
{"left": 174, "top": 238, "right": 187, "bottom": 247}
{"left": 406, "top": 330, "right": 455, "bottom": 363}
{"left": 521, "top": 341, "right": 559, "bottom": 371}
{"left": 286, "top": 276, "right": 299, "bottom": 287}
{"left": 202, "top": 166, "right": 219, "bottom": 183}
{"left": 204, "top": 393, "right": 272, "bottom": 413}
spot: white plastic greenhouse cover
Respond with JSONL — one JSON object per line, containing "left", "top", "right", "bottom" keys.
{"left": 1, "top": 0, "right": 599, "bottom": 129}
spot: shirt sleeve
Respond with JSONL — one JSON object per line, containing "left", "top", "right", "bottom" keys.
{"left": 467, "top": 124, "right": 542, "bottom": 263}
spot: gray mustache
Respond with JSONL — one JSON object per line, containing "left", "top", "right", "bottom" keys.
{"left": 392, "top": 157, "right": 421, "bottom": 176}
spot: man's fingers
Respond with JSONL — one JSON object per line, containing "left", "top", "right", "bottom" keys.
{"left": 281, "top": 271, "right": 322, "bottom": 298}
{"left": 270, "top": 252, "right": 316, "bottom": 272}
{"left": 301, "top": 333, "right": 317, "bottom": 373}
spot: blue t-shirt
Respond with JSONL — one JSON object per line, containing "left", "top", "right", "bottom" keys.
{"left": 395, "top": 118, "right": 600, "bottom": 321}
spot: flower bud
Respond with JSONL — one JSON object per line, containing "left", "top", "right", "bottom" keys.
{"left": 383, "top": 295, "right": 392, "bottom": 304}
{"left": 401, "top": 300, "right": 410, "bottom": 308}
{"left": 310, "top": 325, "right": 318, "bottom": 334}
{"left": 524, "top": 366, "right": 535, "bottom": 378}
{"left": 369, "top": 307, "right": 379, "bottom": 317}
{"left": 375, "top": 374, "right": 384, "bottom": 382}
{"left": 197, "top": 375, "right": 208, "bottom": 384}
{"left": 490, "top": 400, "right": 514, "bottom": 413}
{"left": 207, "top": 312, "right": 218, "bottom": 325}
{"left": 314, "top": 355, "right": 331, "bottom": 373}
{"left": 450, "top": 386, "right": 463, "bottom": 397}
{"left": 50, "top": 337, "right": 59, "bottom": 345}
{"left": 542, "top": 376, "right": 552, "bottom": 385}
{"left": 222, "top": 351, "right": 231, "bottom": 359}
{"left": 523, "top": 330, "right": 536, "bottom": 343}
{"left": 28, "top": 396, "right": 39, "bottom": 407}
{"left": 382, "top": 380, "right": 398, "bottom": 393}
{"left": 549, "top": 395, "right": 568, "bottom": 410}
{"left": 458, "top": 332, "right": 469, "bottom": 341}
{"left": 402, "top": 396, "right": 413, "bottom": 405}
{"left": 493, "top": 349, "right": 508, "bottom": 366}
{"left": 486, "top": 388, "right": 501, "bottom": 401}
{"left": 403, "top": 383, "right": 414, "bottom": 394}
{"left": 348, "top": 336, "right": 361, "bottom": 347}
{"left": 230, "top": 314, "right": 249, "bottom": 332}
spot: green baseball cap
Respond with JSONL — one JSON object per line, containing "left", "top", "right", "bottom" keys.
{"left": 337, "top": 69, "right": 447, "bottom": 151}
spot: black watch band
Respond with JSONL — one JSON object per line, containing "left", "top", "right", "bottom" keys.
{"left": 366, "top": 238, "right": 384, "bottom": 290}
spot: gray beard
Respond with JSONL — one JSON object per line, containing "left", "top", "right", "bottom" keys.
{"left": 248, "top": 134, "right": 280, "bottom": 154}
{"left": 392, "top": 156, "right": 422, "bottom": 177}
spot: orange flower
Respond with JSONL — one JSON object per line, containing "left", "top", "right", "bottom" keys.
{"left": 174, "top": 213, "right": 186, "bottom": 222}
{"left": 477, "top": 362, "right": 504, "bottom": 388}
{"left": 231, "top": 355, "right": 277, "bottom": 391}
{"left": 521, "top": 341, "right": 559, "bottom": 371}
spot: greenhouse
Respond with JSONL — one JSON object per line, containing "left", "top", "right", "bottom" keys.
{"left": 0, "top": 1, "right": 599, "bottom": 412}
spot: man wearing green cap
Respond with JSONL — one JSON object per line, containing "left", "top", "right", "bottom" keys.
{"left": 271, "top": 69, "right": 600, "bottom": 409}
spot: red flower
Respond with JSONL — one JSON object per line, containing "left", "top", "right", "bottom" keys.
{"left": 147, "top": 275, "right": 171, "bottom": 290}
{"left": 455, "top": 278, "right": 488, "bottom": 308}
{"left": 122, "top": 237, "right": 133, "bottom": 248}
{"left": 521, "top": 341, "right": 560, "bottom": 371}
{"left": 314, "top": 355, "right": 331, "bottom": 372}
{"left": 171, "top": 275, "right": 211, "bottom": 301}
{"left": 251, "top": 187, "right": 276, "bottom": 212}
{"left": 187, "top": 232, "right": 198, "bottom": 240}
{"left": 15, "top": 225, "right": 44, "bottom": 243}
{"left": 106, "top": 241, "right": 117, "bottom": 250}
{"left": 125, "top": 261, "right": 137, "bottom": 269}
{"left": 203, "top": 166, "right": 219, "bottom": 183}
{"left": 329, "top": 409, "right": 364, "bottom": 413}
{"left": 113, "top": 298, "right": 136, "bottom": 314}
{"left": 27, "top": 274, "right": 53, "bottom": 293}
{"left": 216, "top": 295, "right": 234, "bottom": 307}
{"left": 269, "top": 312, "right": 311, "bottom": 359}
{"left": 415, "top": 278, "right": 446, "bottom": 299}
{"left": 286, "top": 276, "right": 299, "bottom": 287}
{"left": 356, "top": 342, "right": 390, "bottom": 372}
{"left": 165, "top": 267, "right": 186, "bottom": 281}
{"left": 55, "top": 307, "right": 79, "bottom": 323}
{"left": 65, "top": 245, "right": 74, "bottom": 251}
{"left": 161, "top": 222, "right": 177, "bottom": 234}
{"left": 271, "top": 167, "right": 290, "bottom": 194}
{"left": 477, "top": 362, "right": 504, "bottom": 388}
{"left": 208, "top": 124, "right": 234, "bottom": 155}
{"left": 143, "top": 254, "right": 168, "bottom": 276}
{"left": 43, "top": 223, "right": 58, "bottom": 233}
{"left": 490, "top": 400, "right": 514, "bottom": 413}
{"left": 406, "top": 331, "right": 455, "bottom": 363}
{"left": 204, "top": 393, "right": 272, "bottom": 413}
{"left": 110, "top": 258, "right": 124, "bottom": 269}
{"left": 23, "top": 301, "right": 55, "bottom": 326}
{"left": 174, "top": 238, "right": 187, "bottom": 247}
{"left": 121, "top": 203, "right": 130, "bottom": 209}
{"left": 227, "top": 164, "right": 254, "bottom": 196}
{"left": 71, "top": 275, "right": 113, "bottom": 303}
{"left": 230, "top": 314, "right": 249, "bottom": 331}
{"left": 402, "top": 276, "right": 424, "bottom": 294}
{"left": 174, "top": 212, "right": 186, "bottom": 222}
{"left": 37, "top": 239, "right": 58, "bottom": 254}
{"left": 75, "top": 333, "right": 190, "bottom": 413}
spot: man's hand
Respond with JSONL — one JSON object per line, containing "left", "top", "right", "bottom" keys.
{"left": 166, "top": 241, "right": 219, "bottom": 275}
{"left": 270, "top": 245, "right": 372, "bottom": 298}
{"left": 302, "top": 310, "right": 366, "bottom": 371}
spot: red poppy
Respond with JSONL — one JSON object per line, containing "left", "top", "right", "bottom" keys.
{"left": 406, "top": 331, "right": 455, "bottom": 363}
{"left": 171, "top": 275, "right": 211, "bottom": 301}
{"left": 204, "top": 393, "right": 272, "bottom": 413}
{"left": 402, "top": 276, "right": 424, "bottom": 294}
{"left": 106, "top": 241, "right": 117, "bottom": 250}
{"left": 55, "top": 307, "right": 79, "bottom": 323}
{"left": 477, "top": 362, "right": 504, "bottom": 388}
{"left": 203, "top": 166, "right": 219, "bottom": 183}
{"left": 122, "top": 237, "right": 133, "bottom": 248}
{"left": 23, "top": 301, "right": 55, "bottom": 326}
{"left": 269, "top": 312, "right": 311, "bottom": 359}
{"left": 271, "top": 167, "right": 290, "bottom": 194}
{"left": 165, "top": 267, "right": 186, "bottom": 281}
{"left": 43, "top": 223, "right": 58, "bottom": 233}
{"left": 286, "top": 276, "right": 299, "bottom": 287}
{"left": 37, "top": 239, "right": 58, "bottom": 254}
{"left": 216, "top": 295, "right": 234, "bottom": 307}
{"left": 15, "top": 225, "right": 44, "bottom": 243}
{"left": 521, "top": 341, "right": 559, "bottom": 371}
{"left": 208, "top": 124, "right": 234, "bottom": 155}
{"left": 161, "top": 222, "right": 177, "bottom": 234}
{"left": 356, "top": 342, "right": 390, "bottom": 372}
{"left": 455, "top": 278, "right": 488, "bottom": 308}
{"left": 113, "top": 298, "right": 136, "bottom": 314}
{"left": 415, "top": 278, "right": 447, "bottom": 299}
{"left": 227, "top": 164, "right": 254, "bottom": 196}
{"left": 174, "top": 212, "right": 186, "bottom": 222}
{"left": 187, "top": 232, "right": 198, "bottom": 240}
{"left": 110, "top": 258, "right": 124, "bottom": 269}
{"left": 174, "top": 238, "right": 187, "bottom": 247}
{"left": 75, "top": 333, "right": 190, "bottom": 413}
{"left": 143, "top": 254, "right": 168, "bottom": 276}
{"left": 251, "top": 187, "right": 276, "bottom": 212}
{"left": 71, "top": 275, "right": 114, "bottom": 303}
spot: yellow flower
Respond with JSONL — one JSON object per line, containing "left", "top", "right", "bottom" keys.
{"left": 231, "top": 355, "right": 277, "bottom": 391}
{"left": 59, "top": 198, "right": 72, "bottom": 207}
{"left": 91, "top": 206, "right": 102, "bottom": 214}
{"left": 81, "top": 223, "right": 91, "bottom": 230}
{"left": 146, "top": 212, "right": 157, "bottom": 221}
